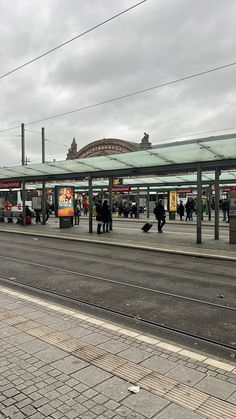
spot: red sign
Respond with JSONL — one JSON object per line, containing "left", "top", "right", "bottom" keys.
{"left": 177, "top": 189, "right": 192, "bottom": 194}
{"left": 0, "top": 180, "right": 22, "bottom": 189}
{"left": 223, "top": 186, "right": 236, "bottom": 192}
{"left": 111, "top": 185, "right": 131, "bottom": 193}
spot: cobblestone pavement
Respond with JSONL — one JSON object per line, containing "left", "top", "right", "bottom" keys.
{"left": 0, "top": 286, "right": 235, "bottom": 419}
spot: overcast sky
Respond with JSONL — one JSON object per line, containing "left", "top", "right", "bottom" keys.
{"left": 1, "top": 0, "right": 236, "bottom": 166}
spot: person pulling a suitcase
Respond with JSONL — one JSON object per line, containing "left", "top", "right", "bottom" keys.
{"left": 154, "top": 199, "right": 166, "bottom": 233}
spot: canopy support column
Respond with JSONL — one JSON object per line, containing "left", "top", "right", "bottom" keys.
{"left": 109, "top": 177, "right": 113, "bottom": 231}
{"left": 41, "top": 127, "right": 46, "bottom": 225}
{"left": 137, "top": 187, "right": 140, "bottom": 219}
{"left": 146, "top": 187, "right": 150, "bottom": 218}
{"left": 197, "top": 163, "right": 202, "bottom": 244}
{"left": 214, "top": 168, "right": 220, "bottom": 240}
{"left": 208, "top": 184, "right": 212, "bottom": 221}
{"left": 21, "top": 180, "right": 26, "bottom": 226}
{"left": 21, "top": 123, "right": 26, "bottom": 226}
{"left": 88, "top": 177, "right": 93, "bottom": 233}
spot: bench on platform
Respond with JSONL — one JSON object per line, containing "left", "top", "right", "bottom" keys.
{"left": 0, "top": 210, "right": 34, "bottom": 223}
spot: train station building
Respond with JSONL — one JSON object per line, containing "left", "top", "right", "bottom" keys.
{"left": 66, "top": 133, "right": 152, "bottom": 160}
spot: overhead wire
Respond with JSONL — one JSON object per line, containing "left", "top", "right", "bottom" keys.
{"left": 22, "top": 60, "right": 236, "bottom": 125}
{"left": 0, "top": 0, "right": 146, "bottom": 81}
{"left": 1, "top": 60, "right": 236, "bottom": 134}
{"left": 151, "top": 125, "right": 236, "bottom": 144}
{"left": 25, "top": 129, "right": 68, "bottom": 146}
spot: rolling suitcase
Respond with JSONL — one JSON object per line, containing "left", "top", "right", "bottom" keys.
{"left": 141, "top": 223, "right": 153, "bottom": 232}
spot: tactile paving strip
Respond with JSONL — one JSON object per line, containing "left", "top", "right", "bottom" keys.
{"left": 197, "top": 397, "right": 236, "bottom": 419}
{"left": 1, "top": 304, "right": 236, "bottom": 418}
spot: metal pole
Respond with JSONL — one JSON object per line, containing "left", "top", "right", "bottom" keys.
{"left": 137, "top": 186, "right": 140, "bottom": 219}
{"left": 21, "top": 123, "right": 25, "bottom": 166}
{"left": 41, "top": 127, "right": 46, "bottom": 225}
{"left": 147, "top": 186, "right": 150, "bottom": 219}
{"left": 109, "top": 177, "right": 113, "bottom": 230}
{"left": 88, "top": 177, "right": 93, "bottom": 233}
{"left": 197, "top": 163, "right": 202, "bottom": 244}
{"left": 214, "top": 169, "right": 220, "bottom": 240}
{"left": 21, "top": 123, "right": 26, "bottom": 226}
{"left": 208, "top": 185, "right": 212, "bottom": 221}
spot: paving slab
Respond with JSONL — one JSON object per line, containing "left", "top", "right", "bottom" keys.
{"left": 94, "top": 376, "right": 129, "bottom": 402}
{"left": 195, "top": 375, "right": 236, "bottom": 400}
{"left": 227, "top": 391, "right": 236, "bottom": 405}
{"left": 140, "top": 355, "right": 177, "bottom": 374}
{"left": 166, "top": 365, "right": 206, "bottom": 386}
{"left": 153, "top": 403, "right": 207, "bottom": 418}
{"left": 121, "top": 389, "right": 169, "bottom": 418}
{"left": 17, "top": 339, "right": 51, "bottom": 355}
{"left": 0, "top": 286, "right": 235, "bottom": 419}
{"left": 71, "top": 365, "right": 111, "bottom": 387}
{"left": 118, "top": 346, "right": 153, "bottom": 363}
{"left": 97, "top": 338, "right": 131, "bottom": 354}
{"left": 51, "top": 355, "right": 89, "bottom": 375}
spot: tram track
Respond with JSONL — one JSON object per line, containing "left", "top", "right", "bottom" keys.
{"left": 0, "top": 235, "right": 235, "bottom": 358}
{"left": 0, "top": 236, "right": 235, "bottom": 282}
{"left": 0, "top": 254, "right": 235, "bottom": 311}
{"left": 0, "top": 273, "right": 235, "bottom": 354}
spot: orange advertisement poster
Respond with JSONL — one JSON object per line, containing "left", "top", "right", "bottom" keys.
{"left": 55, "top": 186, "right": 74, "bottom": 217}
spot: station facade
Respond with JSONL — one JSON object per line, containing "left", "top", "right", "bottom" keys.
{"left": 66, "top": 133, "right": 152, "bottom": 159}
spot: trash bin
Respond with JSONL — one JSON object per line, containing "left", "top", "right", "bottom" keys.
{"left": 169, "top": 212, "right": 176, "bottom": 220}
{"left": 59, "top": 217, "right": 72, "bottom": 229}
{"left": 229, "top": 216, "right": 236, "bottom": 244}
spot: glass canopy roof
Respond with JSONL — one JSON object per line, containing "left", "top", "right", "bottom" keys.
{"left": 23, "top": 170, "right": 236, "bottom": 191}
{"left": 0, "top": 134, "right": 235, "bottom": 181}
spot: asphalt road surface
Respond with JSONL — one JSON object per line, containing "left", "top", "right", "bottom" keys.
{"left": 0, "top": 232, "right": 235, "bottom": 359}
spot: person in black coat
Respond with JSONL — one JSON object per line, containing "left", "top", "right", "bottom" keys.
{"left": 178, "top": 200, "right": 185, "bottom": 221}
{"left": 101, "top": 200, "right": 110, "bottom": 233}
{"left": 153, "top": 199, "right": 166, "bottom": 233}
{"left": 95, "top": 200, "right": 103, "bottom": 234}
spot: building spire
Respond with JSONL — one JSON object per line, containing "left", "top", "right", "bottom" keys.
{"left": 66, "top": 137, "right": 78, "bottom": 160}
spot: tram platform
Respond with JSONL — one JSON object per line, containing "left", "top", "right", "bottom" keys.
{"left": 0, "top": 216, "right": 235, "bottom": 261}
{"left": 0, "top": 284, "right": 235, "bottom": 419}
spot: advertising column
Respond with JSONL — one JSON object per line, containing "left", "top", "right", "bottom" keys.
{"left": 55, "top": 186, "right": 74, "bottom": 229}
{"left": 168, "top": 191, "right": 177, "bottom": 220}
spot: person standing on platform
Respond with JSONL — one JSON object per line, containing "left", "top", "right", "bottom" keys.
{"left": 185, "top": 198, "right": 194, "bottom": 221}
{"left": 74, "top": 199, "right": 81, "bottom": 225}
{"left": 101, "top": 200, "right": 110, "bottom": 233}
{"left": 154, "top": 199, "right": 166, "bottom": 233}
{"left": 95, "top": 200, "right": 103, "bottom": 234}
{"left": 35, "top": 209, "right": 41, "bottom": 224}
{"left": 45, "top": 201, "right": 50, "bottom": 222}
{"left": 83, "top": 198, "right": 89, "bottom": 215}
{"left": 178, "top": 200, "right": 185, "bottom": 221}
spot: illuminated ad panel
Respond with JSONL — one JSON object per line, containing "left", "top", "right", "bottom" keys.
{"left": 168, "top": 191, "right": 177, "bottom": 212}
{"left": 55, "top": 186, "right": 74, "bottom": 217}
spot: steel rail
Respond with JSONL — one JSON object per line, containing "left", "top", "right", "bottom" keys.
{"left": 0, "top": 275, "right": 235, "bottom": 353}
{"left": 0, "top": 254, "right": 235, "bottom": 312}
